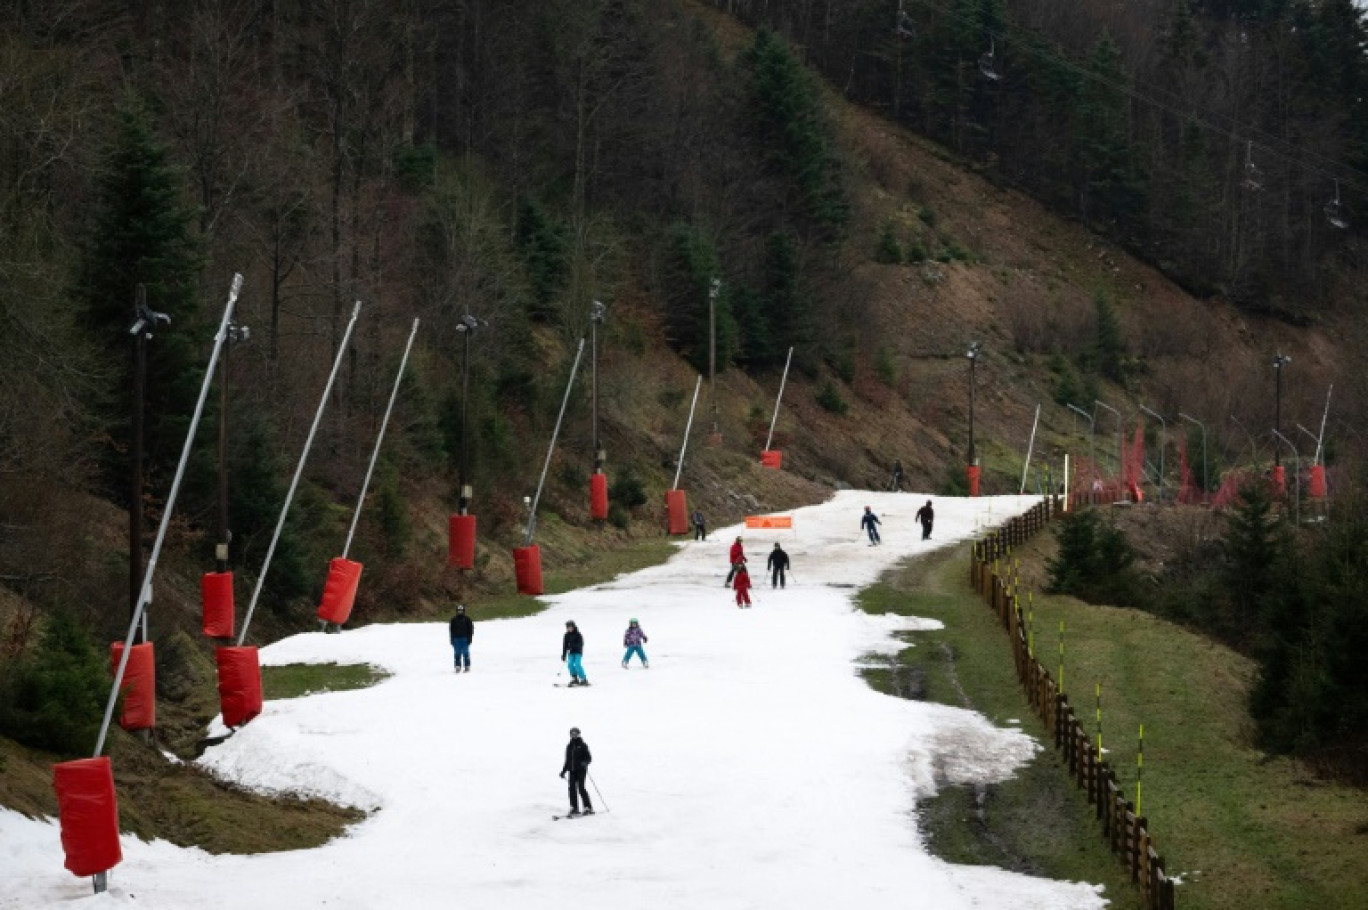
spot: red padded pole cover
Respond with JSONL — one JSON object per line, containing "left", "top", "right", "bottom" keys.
{"left": 53, "top": 757, "right": 121, "bottom": 877}
{"left": 316, "top": 557, "right": 364, "bottom": 626}
{"left": 590, "top": 473, "right": 609, "bottom": 521}
{"left": 966, "top": 465, "right": 981, "bottom": 497}
{"left": 1271, "top": 464, "right": 1287, "bottom": 498}
{"left": 201, "top": 571, "right": 235, "bottom": 638}
{"left": 216, "top": 646, "right": 263, "bottom": 728}
{"left": 760, "top": 450, "right": 783, "bottom": 469}
{"left": 109, "top": 642, "right": 156, "bottom": 731}
{"left": 1309, "top": 464, "right": 1326, "bottom": 498}
{"left": 448, "top": 514, "right": 477, "bottom": 570}
{"left": 514, "top": 544, "right": 543, "bottom": 595}
{"left": 665, "top": 490, "right": 689, "bottom": 535}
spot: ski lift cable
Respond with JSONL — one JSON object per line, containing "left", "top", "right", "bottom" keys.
{"left": 902, "top": 0, "right": 1368, "bottom": 195}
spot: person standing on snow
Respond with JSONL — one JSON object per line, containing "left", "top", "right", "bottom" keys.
{"left": 915, "top": 499, "right": 935, "bottom": 541}
{"left": 725, "top": 535, "right": 746, "bottom": 586}
{"left": 622, "top": 619, "right": 649, "bottom": 668}
{"left": 692, "top": 509, "right": 707, "bottom": 541}
{"left": 448, "top": 604, "right": 474, "bottom": 673}
{"left": 733, "top": 560, "right": 753, "bottom": 608}
{"left": 559, "top": 727, "right": 594, "bottom": 817}
{"left": 562, "top": 620, "right": 590, "bottom": 687}
{"left": 861, "top": 506, "right": 882, "bottom": 545}
{"left": 767, "top": 542, "right": 790, "bottom": 589}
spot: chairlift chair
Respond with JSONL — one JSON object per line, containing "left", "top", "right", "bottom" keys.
{"left": 1241, "top": 141, "right": 1264, "bottom": 192}
{"left": 1325, "top": 180, "right": 1350, "bottom": 229}
{"left": 979, "top": 36, "right": 1001, "bottom": 81}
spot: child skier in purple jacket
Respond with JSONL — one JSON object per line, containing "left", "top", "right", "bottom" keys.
{"left": 621, "top": 619, "right": 649, "bottom": 668}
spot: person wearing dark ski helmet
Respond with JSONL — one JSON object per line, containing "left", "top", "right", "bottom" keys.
{"left": 861, "top": 506, "right": 882, "bottom": 545}
{"left": 448, "top": 604, "right": 473, "bottom": 673}
{"left": 767, "top": 542, "right": 790, "bottom": 589}
{"left": 915, "top": 499, "right": 935, "bottom": 541}
{"left": 562, "top": 621, "right": 589, "bottom": 687}
{"left": 559, "top": 727, "right": 594, "bottom": 817}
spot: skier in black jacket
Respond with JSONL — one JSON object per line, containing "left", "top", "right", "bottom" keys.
{"left": 562, "top": 620, "right": 589, "bottom": 687}
{"left": 915, "top": 499, "right": 935, "bottom": 540}
{"left": 767, "top": 542, "right": 791, "bottom": 589}
{"left": 448, "top": 605, "right": 474, "bottom": 673}
{"left": 559, "top": 727, "right": 594, "bottom": 816}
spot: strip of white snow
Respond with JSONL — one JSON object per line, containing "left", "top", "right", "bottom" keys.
{"left": 0, "top": 491, "right": 1106, "bottom": 909}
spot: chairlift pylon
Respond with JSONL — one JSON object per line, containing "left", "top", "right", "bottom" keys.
{"left": 1325, "top": 180, "right": 1350, "bottom": 229}
{"left": 979, "top": 36, "right": 1001, "bottom": 81}
{"left": 1241, "top": 141, "right": 1264, "bottom": 192}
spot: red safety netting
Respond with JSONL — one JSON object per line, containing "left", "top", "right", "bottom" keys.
{"left": 53, "top": 757, "right": 121, "bottom": 877}
{"left": 760, "top": 450, "right": 782, "bottom": 469}
{"left": 1176, "top": 436, "right": 1205, "bottom": 504}
{"left": 109, "top": 642, "right": 156, "bottom": 731}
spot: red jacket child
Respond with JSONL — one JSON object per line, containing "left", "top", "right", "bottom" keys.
{"left": 725, "top": 536, "right": 747, "bottom": 586}
{"left": 733, "top": 562, "right": 753, "bottom": 608}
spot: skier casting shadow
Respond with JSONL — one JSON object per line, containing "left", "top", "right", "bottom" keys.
{"left": 559, "top": 727, "right": 594, "bottom": 817}
{"left": 861, "top": 506, "right": 882, "bottom": 545}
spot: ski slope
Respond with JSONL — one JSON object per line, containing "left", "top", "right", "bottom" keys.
{"left": 1, "top": 491, "right": 1108, "bottom": 909}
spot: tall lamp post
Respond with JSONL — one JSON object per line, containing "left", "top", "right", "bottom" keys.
{"left": 455, "top": 315, "right": 479, "bottom": 514}
{"left": 1067, "top": 403, "right": 1096, "bottom": 487}
{"left": 215, "top": 319, "right": 250, "bottom": 573}
{"left": 708, "top": 277, "right": 721, "bottom": 440}
{"left": 966, "top": 342, "right": 982, "bottom": 494}
{"left": 1138, "top": 405, "right": 1166, "bottom": 501}
{"left": 127, "top": 285, "right": 170, "bottom": 635}
{"left": 590, "top": 300, "right": 607, "bottom": 472}
{"left": 1271, "top": 430, "right": 1300, "bottom": 525}
{"left": 1094, "top": 399, "right": 1123, "bottom": 485}
{"left": 1178, "top": 412, "right": 1208, "bottom": 499}
{"left": 1272, "top": 354, "right": 1291, "bottom": 467}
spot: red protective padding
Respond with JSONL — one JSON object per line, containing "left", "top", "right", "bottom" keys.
{"left": 201, "top": 571, "right": 235, "bottom": 638}
{"left": 108, "top": 642, "right": 156, "bottom": 731}
{"left": 1271, "top": 464, "right": 1287, "bottom": 498}
{"left": 216, "top": 646, "right": 263, "bottom": 728}
{"left": 966, "top": 465, "right": 981, "bottom": 497}
{"left": 665, "top": 490, "right": 689, "bottom": 535}
{"left": 316, "top": 557, "right": 364, "bottom": 626}
{"left": 760, "top": 450, "right": 783, "bottom": 469}
{"left": 1309, "top": 464, "right": 1326, "bottom": 498}
{"left": 449, "top": 514, "right": 477, "bottom": 570}
{"left": 514, "top": 544, "right": 543, "bottom": 595}
{"left": 590, "top": 473, "right": 609, "bottom": 521}
{"left": 53, "top": 757, "right": 122, "bottom": 877}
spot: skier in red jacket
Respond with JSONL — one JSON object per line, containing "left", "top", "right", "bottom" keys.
{"left": 733, "top": 560, "right": 753, "bottom": 608}
{"left": 725, "top": 535, "right": 746, "bottom": 586}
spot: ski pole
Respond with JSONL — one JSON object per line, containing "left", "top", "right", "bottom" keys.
{"left": 588, "top": 770, "right": 610, "bottom": 813}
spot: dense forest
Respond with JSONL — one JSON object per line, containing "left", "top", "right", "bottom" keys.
{"left": 1, "top": 0, "right": 1366, "bottom": 775}
{"left": 719, "top": 0, "right": 1368, "bottom": 316}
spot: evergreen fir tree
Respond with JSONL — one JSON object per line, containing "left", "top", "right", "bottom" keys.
{"left": 78, "top": 95, "right": 204, "bottom": 499}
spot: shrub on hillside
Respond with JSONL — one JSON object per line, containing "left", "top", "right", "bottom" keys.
{"left": 0, "top": 611, "right": 110, "bottom": 756}
{"left": 1045, "top": 509, "right": 1143, "bottom": 607}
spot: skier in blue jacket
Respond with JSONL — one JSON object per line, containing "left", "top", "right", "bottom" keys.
{"left": 861, "top": 506, "right": 882, "bottom": 545}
